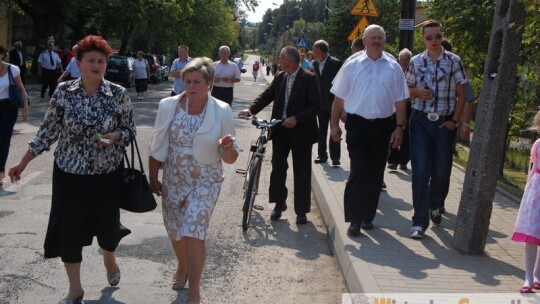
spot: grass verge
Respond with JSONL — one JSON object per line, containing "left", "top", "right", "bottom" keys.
{"left": 454, "top": 144, "right": 526, "bottom": 199}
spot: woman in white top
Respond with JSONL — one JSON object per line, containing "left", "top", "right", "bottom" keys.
{"left": 133, "top": 51, "right": 150, "bottom": 100}
{"left": 0, "top": 45, "right": 28, "bottom": 187}
{"left": 149, "top": 57, "right": 238, "bottom": 304}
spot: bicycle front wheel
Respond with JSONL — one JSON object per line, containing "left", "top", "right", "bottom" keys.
{"left": 242, "top": 156, "right": 261, "bottom": 231}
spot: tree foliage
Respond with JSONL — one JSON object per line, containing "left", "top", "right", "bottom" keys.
{"left": 9, "top": 0, "right": 242, "bottom": 59}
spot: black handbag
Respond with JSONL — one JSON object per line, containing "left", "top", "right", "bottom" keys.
{"left": 119, "top": 131, "right": 157, "bottom": 213}
{"left": 7, "top": 65, "right": 22, "bottom": 108}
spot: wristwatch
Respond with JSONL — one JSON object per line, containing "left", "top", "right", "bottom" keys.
{"left": 396, "top": 124, "right": 406, "bottom": 130}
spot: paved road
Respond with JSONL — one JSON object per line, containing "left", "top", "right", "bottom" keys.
{"left": 0, "top": 68, "right": 345, "bottom": 303}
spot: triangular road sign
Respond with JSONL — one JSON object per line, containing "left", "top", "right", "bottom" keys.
{"left": 347, "top": 17, "right": 370, "bottom": 41}
{"left": 351, "top": 0, "right": 379, "bottom": 17}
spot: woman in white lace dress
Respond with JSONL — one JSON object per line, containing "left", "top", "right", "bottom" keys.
{"left": 149, "top": 57, "right": 238, "bottom": 304}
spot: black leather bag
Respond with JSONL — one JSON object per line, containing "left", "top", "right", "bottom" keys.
{"left": 7, "top": 65, "right": 22, "bottom": 108}
{"left": 119, "top": 132, "right": 157, "bottom": 213}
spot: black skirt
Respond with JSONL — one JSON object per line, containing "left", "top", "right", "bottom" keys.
{"left": 44, "top": 162, "right": 130, "bottom": 263}
{"left": 135, "top": 78, "right": 148, "bottom": 92}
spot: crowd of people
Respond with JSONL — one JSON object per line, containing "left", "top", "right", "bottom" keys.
{"left": 2, "top": 18, "right": 535, "bottom": 302}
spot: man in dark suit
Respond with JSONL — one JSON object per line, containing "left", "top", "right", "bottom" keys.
{"left": 238, "top": 46, "right": 320, "bottom": 225}
{"left": 9, "top": 41, "right": 26, "bottom": 85}
{"left": 312, "top": 40, "right": 342, "bottom": 166}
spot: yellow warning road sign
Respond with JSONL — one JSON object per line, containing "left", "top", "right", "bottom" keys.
{"left": 351, "top": 0, "right": 379, "bottom": 17}
{"left": 347, "top": 17, "right": 370, "bottom": 41}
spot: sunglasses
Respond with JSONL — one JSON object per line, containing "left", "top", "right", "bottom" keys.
{"left": 425, "top": 34, "right": 442, "bottom": 41}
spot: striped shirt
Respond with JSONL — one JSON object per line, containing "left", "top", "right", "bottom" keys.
{"left": 405, "top": 49, "right": 468, "bottom": 115}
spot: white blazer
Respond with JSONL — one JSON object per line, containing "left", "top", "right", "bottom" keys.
{"left": 149, "top": 93, "right": 237, "bottom": 164}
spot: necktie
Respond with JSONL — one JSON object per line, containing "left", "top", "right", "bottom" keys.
{"left": 49, "top": 52, "right": 54, "bottom": 66}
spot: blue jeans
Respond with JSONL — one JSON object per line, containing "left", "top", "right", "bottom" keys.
{"left": 409, "top": 110, "right": 455, "bottom": 229}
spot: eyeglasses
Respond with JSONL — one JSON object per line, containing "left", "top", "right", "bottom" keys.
{"left": 425, "top": 34, "right": 442, "bottom": 41}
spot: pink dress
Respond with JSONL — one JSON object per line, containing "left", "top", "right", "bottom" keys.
{"left": 512, "top": 139, "right": 540, "bottom": 245}
{"left": 161, "top": 104, "right": 224, "bottom": 241}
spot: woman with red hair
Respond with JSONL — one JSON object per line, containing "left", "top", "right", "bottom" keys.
{"left": 9, "top": 35, "right": 135, "bottom": 304}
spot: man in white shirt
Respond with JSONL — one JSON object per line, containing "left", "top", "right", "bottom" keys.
{"left": 57, "top": 45, "right": 80, "bottom": 82}
{"left": 211, "top": 45, "right": 241, "bottom": 106}
{"left": 330, "top": 24, "right": 409, "bottom": 236}
{"left": 37, "top": 42, "right": 63, "bottom": 99}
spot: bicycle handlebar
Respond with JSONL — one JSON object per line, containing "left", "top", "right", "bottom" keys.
{"left": 239, "top": 115, "right": 282, "bottom": 129}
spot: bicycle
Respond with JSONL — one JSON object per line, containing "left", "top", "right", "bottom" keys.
{"left": 236, "top": 115, "right": 282, "bottom": 231}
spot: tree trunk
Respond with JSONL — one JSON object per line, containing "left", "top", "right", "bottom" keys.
{"left": 452, "top": 0, "right": 527, "bottom": 254}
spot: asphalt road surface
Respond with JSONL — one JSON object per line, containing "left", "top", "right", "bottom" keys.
{"left": 0, "top": 61, "right": 345, "bottom": 304}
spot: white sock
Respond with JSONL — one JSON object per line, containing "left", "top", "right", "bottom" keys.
{"left": 524, "top": 243, "right": 537, "bottom": 287}
{"left": 533, "top": 244, "right": 540, "bottom": 283}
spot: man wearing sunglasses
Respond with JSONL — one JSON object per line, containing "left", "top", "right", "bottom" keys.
{"left": 405, "top": 20, "right": 468, "bottom": 239}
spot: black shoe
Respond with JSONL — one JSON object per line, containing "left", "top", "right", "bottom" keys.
{"left": 296, "top": 214, "right": 307, "bottom": 224}
{"left": 347, "top": 222, "right": 362, "bottom": 236}
{"left": 430, "top": 208, "right": 442, "bottom": 225}
{"left": 314, "top": 156, "right": 328, "bottom": 164}
{"left": 361, "top": 221, "right": 374, "bottom": 230}
{"left": 270, "top": 203, "right": 287, "bottom": 221}
{"left": 381, "top": 181, "right": 387, "bottom": 189}
{"left": 440, "top": 206, "right": 446, "bottom": 214}
{"left": 332, "top": 160, "right": 341, "bottom": 166}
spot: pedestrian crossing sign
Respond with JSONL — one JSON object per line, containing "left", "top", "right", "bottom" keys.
{"left": 297, "top": 37, "right": 308, "bottom": 48}
{"left": 351, "top": 0, "right": 379, "bottom": 17}
{"left": 347, "top": 17, "right": 370, "bottom": 41}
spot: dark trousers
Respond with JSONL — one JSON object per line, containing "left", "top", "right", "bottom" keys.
{"left": 344, "top": 114, "right": 394, "bottom": 223}
{"left": 0, "top": 100, "right": 18, "bottom": 172}
{"left": 269, "top": 129, "right": 313, "bottom": 215}
{"left": 388, "top": 104, "right": 412, "bottom": 166}
{"left": 41, "top": 68, "right": 58, "bottom": 98}
{"left": 317, "top": 110, "right": 341, "bottom": 161}
{"left": 19, "top": 70, "right": 26, "bottom": 86}
{"left": 211, "top": 86, "right": 233, "bottom": 106}
{"left": 387, "top": 126, "right": 410, "bottom": 166}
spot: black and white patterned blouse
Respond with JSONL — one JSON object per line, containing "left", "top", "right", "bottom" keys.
{"left": 29, "top": 79, "right": 136, "bottom": 175}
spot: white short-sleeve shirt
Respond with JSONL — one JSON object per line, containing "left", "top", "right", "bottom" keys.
{"left": 331, "top": 51, "right": 409, "bottom": 119}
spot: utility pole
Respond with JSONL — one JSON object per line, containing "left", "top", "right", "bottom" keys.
{"left": 398, "top": 0, "right": 416, "bottom": 52}
{"left": 453, "top": 0, "right": 527, "bottom": 254}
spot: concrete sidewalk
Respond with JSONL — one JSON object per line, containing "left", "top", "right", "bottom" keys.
{"left": 252, "top": 56, "right": 526, "bottom": 295}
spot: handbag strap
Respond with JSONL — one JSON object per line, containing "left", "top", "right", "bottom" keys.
{"left": 123, "top": 128, "right": 145, "bottom": 173}
{"left": 7, "top": 65, "right": 14, "bottom": 86}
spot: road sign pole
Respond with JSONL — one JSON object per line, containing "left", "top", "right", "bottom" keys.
{"left": 398, "top": 0, "right": 416, "bottom": 52}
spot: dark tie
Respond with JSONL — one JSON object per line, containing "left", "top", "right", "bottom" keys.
{"left": 49, "top": 52, "right": 54, "bottom": 66}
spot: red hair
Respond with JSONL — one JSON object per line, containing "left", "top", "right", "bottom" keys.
{"left": 76, "top": 35, "right": 112, "bottom": 60}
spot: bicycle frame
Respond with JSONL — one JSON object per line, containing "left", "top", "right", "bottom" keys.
{"left": 237, "top": 116, "right": 282, "bottom": 230}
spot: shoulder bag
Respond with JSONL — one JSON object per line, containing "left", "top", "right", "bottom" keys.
{"left": 119, "top": 130, "right": 157, "bottom": 213}
{"left": 7, "top": 65, "right": 23, "bottom": 108}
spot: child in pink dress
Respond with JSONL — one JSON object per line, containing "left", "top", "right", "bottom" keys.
{"left": 512, "top": 111, "right": 540, "bottom": 293}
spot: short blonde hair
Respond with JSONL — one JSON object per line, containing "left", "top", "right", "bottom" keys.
{"left": 180, "top": 57, "right": 215, "bottom": 87}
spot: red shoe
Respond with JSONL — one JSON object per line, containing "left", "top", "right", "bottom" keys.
{"left": 519, "top": 286, "right": 533, "bottom": 293}
{"left": 533, "top": 281, "right": 540, "bottom": 289}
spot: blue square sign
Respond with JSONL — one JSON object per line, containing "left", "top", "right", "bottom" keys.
{"left": 297, "top": 37, "right": 308, "bottom": 48}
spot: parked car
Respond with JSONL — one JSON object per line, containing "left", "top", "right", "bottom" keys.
{"left": 233, "top": 57, "right": 247, "bottom": 73}
{"left": 105, "top": 55, "right": 134, "bottom": 88}
{"left": 143, "top": 54, "right": 161, "bottom": 84}
{"left": 157, "top": 54, "right": 170, "bottom": 82}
